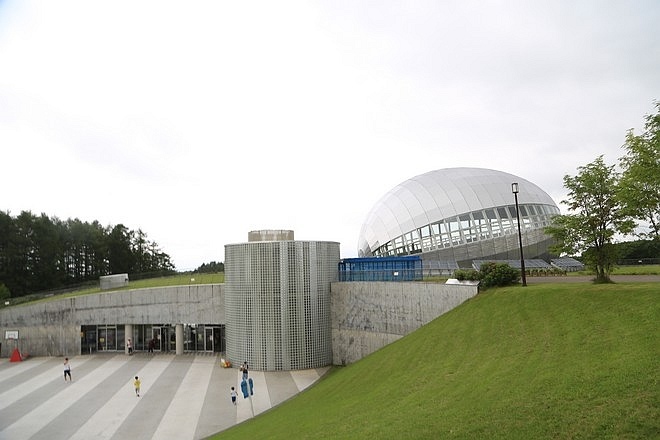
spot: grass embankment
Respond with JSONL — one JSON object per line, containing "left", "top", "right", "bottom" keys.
{"left": 214, "top": 282, "right": 659, "bottom": 439}
{"left": 1, "top": 273, "right": 226, "bottom": 307}
{"left": 58, "top": 272, "right": 225, "bottom": 298}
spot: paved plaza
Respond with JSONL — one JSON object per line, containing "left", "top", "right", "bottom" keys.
{"left": 0, "top": 353, "right": 329, "bottom": 440}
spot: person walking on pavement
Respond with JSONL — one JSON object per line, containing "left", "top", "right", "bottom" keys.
{"left": 127, "top": 338, "right": 133, "bottom": 355}
{"left": 241, "top": 362, "right": 248, "bottom": 381}
{"left": 230, "top": 386, "right": 238, "bottom": 405}
{"left": 134, "top": 376, "right": 141, "bottom": 397}
{"left": 64, "top": 357, "right": 72, "bottom": 381}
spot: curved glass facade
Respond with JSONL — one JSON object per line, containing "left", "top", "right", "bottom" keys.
{"left": 370, "top": 203, "right": 559, "bottom": 257}
{"left": 359, "top": 168, "right": 560, "bottom": 263}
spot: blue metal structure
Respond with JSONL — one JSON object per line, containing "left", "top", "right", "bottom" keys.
{"left": 338, "top": 256, "right": 423, "bottom": 282}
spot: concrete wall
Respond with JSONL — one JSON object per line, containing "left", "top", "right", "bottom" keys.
{"left": 0, "top": 284, "right": 224, "bottom": 358}
{"left": 330, "top": 281, "right": 478, "bottom": 365}
{"left": 1, "top": 281, "right": 477, "bottom": 367}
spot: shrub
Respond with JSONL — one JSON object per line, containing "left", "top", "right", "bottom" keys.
{"left": 478, "top": 262, "right": 521, "bottom": 289}
{"left": 454, "top": 269, "right": 480, "bottom": 281}
{"left": 0, "top": 283, "right": 10, "bottom": 301}
{"left": 452, "top": 263, "right": 520, "bottom": 289}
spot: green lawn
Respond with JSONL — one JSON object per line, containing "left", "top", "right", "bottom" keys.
{"left": 58, "top": 272, "right": 224, "bottom": 298}
{"left": 212, "top": 282, "right": 659, "bottom": 439}
{"left": 563, "top": 264, "right": 660, "bottom": 276}
{"left": 2, "top": 272, "right": 226, "bottom": 307}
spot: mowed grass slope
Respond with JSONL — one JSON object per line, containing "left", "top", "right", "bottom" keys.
{"left": 214, "top": 283, "right": 659, "bottom": 439}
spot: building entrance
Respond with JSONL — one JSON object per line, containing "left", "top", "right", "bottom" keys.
{"left": 151, "top": 326, "right": 175, "bottom": 352}
{"left": 184, "top": 324, "right": 224, "bottom": 353}
{"left": 81, "top": 324, "right": 225, "bottom": 355}
{"left": 98, "top": 326, "right": 117, "bottom": 351}
{"left": 204, "top": 327, "right": 224, "bottom": 352}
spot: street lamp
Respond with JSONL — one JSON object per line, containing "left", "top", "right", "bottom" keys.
{"left": 511, "top": 183, "right": 527, "bottom": 287}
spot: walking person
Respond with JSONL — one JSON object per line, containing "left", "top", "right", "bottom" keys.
{"left": 230, "top": 386, "right": 237, "bottom": 405}
{"left": 63, "top": 357, "right": 72, "bottom": 381}
{"left": 127, "top": 338, "right": 133, "bottom": 355}
{"left": 134, "top": 376, "right": 141, "bottom": 397}
{"left": 241, "top": 362, "right": 248, "bottom": 381}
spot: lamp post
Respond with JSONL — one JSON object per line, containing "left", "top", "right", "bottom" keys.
{"left": 511, "top": 183, "right": 527, "bottom": 287}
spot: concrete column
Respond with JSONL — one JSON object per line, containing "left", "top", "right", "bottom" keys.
{"left": 125, "top": 324, "right": 133, "bottom": 355}
{"left": 175, "top": 324, "right": 183, "bottom": 355}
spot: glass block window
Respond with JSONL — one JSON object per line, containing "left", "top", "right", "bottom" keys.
{"left": 225, "top": 240, "right": 339, "bottom": 371}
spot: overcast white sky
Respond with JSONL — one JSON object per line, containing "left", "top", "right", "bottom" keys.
{"left": 1, "top": 1, "right": 658, "bottom": 270}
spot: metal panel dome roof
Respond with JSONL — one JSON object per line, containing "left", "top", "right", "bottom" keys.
{"left": 358, "top": 167, "right": 558, "bottom": 256}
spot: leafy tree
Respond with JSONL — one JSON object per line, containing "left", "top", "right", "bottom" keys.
{"left": 30, "top": 214, "right": 65, "bottom": 291}
{"left": 0, "top": 211, "right": 19, "bottom": 295}
{"left": 108, "top": 224, "right": 136, "bottom": 274}
{"left": 12, "top": 211, "right": 37, "bottom": 295}
{"left": 618, "top": 102, "right": 660, "bottom": 239}
{"left": 613, "top": 239, "right": 660, "bottom": 260}
{"left": 195, "top": 261, "right": 224, "bottom": 273}
{"left": 545, "top": 156, "right": 636, "bottom": 283}
{"left": 133, "top": 229, "right": 149, "bottom": 273}
{"left": 89, "top": 220, "right": 110, "bottom": 277}
{"left": 0, "top": 211, "right": 175, "bottom": 296}
{"left": 0, "top": 283, "right": 10, "bottom": 301}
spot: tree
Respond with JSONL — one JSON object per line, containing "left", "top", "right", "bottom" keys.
{"left": 0, "top": 283, "right": 10, "bottom": 301}
{"left": 618, "top": 102, "right": 660, "bottom": 239}
{"left": 108, "top": 224, "right": 135, "bottom": 274}
{"left": 30, "top": 214, "right": 65, "bottom": 291}
{"left": 0, "top": 211, "right": 175, "bottom": 296}
{"left": 195, "top": 261, "right": 224, "bottom": 273}
{"left": 545, "top": 156, "right": 635, "bottom": 283}
{"left": 0, "top": 211, "right": 19, "bottom": 295}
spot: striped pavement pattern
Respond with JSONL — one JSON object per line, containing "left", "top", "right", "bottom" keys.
{"left": 0, "top": 354, "right": 329, "bottom": 440}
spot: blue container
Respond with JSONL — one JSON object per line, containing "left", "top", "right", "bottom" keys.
{"left": 338, "top": 256, "right": 422, "bottom": 282}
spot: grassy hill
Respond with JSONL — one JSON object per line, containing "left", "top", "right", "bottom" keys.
{"left": 213, "top": 282, "right": 659, "bottom": 439}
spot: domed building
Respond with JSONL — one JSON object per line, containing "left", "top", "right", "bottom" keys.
{"left": 358, "top": 168, "right": 560, "bottom": 267}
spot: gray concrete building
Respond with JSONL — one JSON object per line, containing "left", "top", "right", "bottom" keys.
{"left": 0, "top": 280, "right": 477, "bottom": 369}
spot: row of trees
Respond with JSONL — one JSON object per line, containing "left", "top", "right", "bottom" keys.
{"left": 0, "top": 211, "right": 175, "bottom": 297}
{"left": 194, "top": 261, "right": 224, "bottom": 273}
{"left": 546, "top": 102, "right": 660, "bottom": 282}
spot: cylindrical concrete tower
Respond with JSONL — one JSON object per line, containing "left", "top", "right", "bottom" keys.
{"left": 247, "top": 229, "right": 294, "bottom": 242}
{"left": 224, "top": 235, "right": 340, "bottom": 371}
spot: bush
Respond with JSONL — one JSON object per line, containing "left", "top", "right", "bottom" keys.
{"left": 454, "top": 269, "right": 480, "bottom": 281}
{"left": 479, "top": 262, "right": 521, "bottom": 288}
{"left": 453, "top": 263, "right": 520, "bottom": 289}
{"left": 0, "top": 283, "right": 10, "bottom": 301}
{"left": 479, "top": 262, "right": 520, "bottom": 289}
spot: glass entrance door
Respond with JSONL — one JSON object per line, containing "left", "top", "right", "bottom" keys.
{"left": 106, "top": 327, "right": 117, "bottom": 351}
{"left": 152, "top": 326, "right": 175, "bottom": 352}
{"left": 213, "top": 327, "right": 224, "bottom": 353}
{"left": 205, "top": 328, "right": 213, "bottom": 352}
{"left": 98, "top": 327, "right": 117, "bottom": 351}
{"left": 152, "top": 327, "right": 162, "bottom": 351}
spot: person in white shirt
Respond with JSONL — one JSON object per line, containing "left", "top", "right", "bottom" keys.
{"left": 64, "top": 358, "right": 72, "bottom": 381}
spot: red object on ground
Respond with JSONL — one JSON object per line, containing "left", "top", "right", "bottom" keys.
{"left": 10, "top": 348, "right": 22, "bottom": 362}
